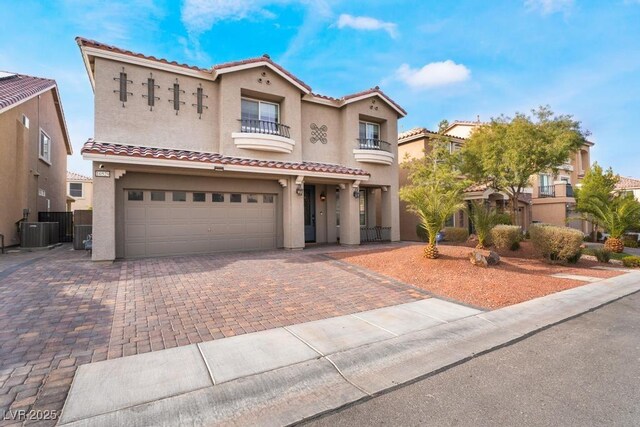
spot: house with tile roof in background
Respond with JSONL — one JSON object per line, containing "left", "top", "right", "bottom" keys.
{"left": 615, "top": 176, "right": 640, "bottom": 201}
{"left": 398, "top": 120, "right": 593, "bottom": 241}
{"left": 76, "top": 38, "right": 405, "bottom": 260}
{"left": 67, "top": 171, "right": 93, "bottom": 211}
{"left": 0, "top": 72, "right": 72, "bottom": 247}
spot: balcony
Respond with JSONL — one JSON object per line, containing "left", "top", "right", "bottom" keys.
{"left": 232, "top": 119, "right": 295, "bottom": 154}
{"left": 353, "top": 138, "right": 394, "bottom": 165}
{"left": 538, "top": 183, "right": 574, "bottom": 198}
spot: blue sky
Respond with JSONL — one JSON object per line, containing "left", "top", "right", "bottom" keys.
{"left": 1, "top": 0, "right": 639, "bottom": 176}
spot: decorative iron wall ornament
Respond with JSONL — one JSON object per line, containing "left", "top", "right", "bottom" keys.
{"left": 142, "top": 72, "right": 160, "bottom": 111}
{"left": 168, "top": 78, "right": 185, "bottom": 115}
{"left": 192, "top": 83, "right": 209, "bottom": 119}
{"left": 310, "top": 123, "right": 328, "bottom": 144}
{"left": 113, "top": 67, "right": 132, "bottom": 108}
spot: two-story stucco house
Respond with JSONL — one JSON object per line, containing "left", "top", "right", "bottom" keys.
{"left": 67, "top": 171, "right": 93, "bottom": 211}
{"left": 76, "top": 38, "right": 405, "bottom": 261}
{"left": 0, "top": 72, "right": 72, "bottom": 247}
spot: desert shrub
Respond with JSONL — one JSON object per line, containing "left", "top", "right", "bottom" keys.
{"left": 567, "top": 250, "right": 583, "bottom": 264}
{"left": 623, "top": 237, "right": 639, "bottom": 248}
{"left": 494, "top": 213, "right": 513, "bottom": 225}
{"left": 592, "top": 248, "right": 612, "bottom": 263}
{"left": 529, "top": 223, "right": 584, "bottom": 263}
{"left": 622, "top": 256, "right": 640, "bottom": 268}
{"left": 416, "top": 223, "right": 429, "bottom": 242}
{"left": 490, "top": 225, "right": 521, "bottom": 250}
{"left": 510, "top": 240, "right": 520, "bottom": 251}
{"left": 443, "top": 227, "right": 469, "bottom": 242}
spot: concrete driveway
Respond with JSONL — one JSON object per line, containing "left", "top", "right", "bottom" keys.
{"left": 0, "top": 244, "right": 428, "bottom": 423}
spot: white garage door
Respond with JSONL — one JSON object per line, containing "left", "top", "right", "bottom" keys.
{"left": 124, "top": 190, "right": 277, "bottom": 258}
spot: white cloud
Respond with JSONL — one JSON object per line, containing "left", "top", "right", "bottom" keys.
{"left": 336, "top": 14, "right": 398, "bottom": 38}
{"left": 181, "top": 0, "right": 285, "bottom": 33}
{"left": 524, "top": 0, "right": 574, "bottom": 15}
{"left": 395, "top": 61, "right": 471, "bottom": 89}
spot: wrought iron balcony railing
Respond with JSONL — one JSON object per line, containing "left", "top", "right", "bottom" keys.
{"left": 539, "top": 185, "right": 555, "bottom": 198}
{"left": 239, "top": 119, "right": 291, "bottom": 138}
{"left": 357, "top": 138, "right": 391, "bottom": 153}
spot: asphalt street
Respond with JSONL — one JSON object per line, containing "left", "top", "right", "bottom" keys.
{"left": 305, "top": 291, "right": 640, "bottom": 427}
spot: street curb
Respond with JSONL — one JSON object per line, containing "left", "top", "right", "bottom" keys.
{"left": 59, "top": 272, "right": 640, "bottom": 426}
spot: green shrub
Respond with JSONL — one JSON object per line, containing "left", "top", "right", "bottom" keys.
{"left": 490, "top": 225, "right": 521, "bottom": 250}
{"left": 622, "top": 256, "right": 640, "bottom": 268}
{"left": 443, "top": 227, "right": 469, "bottom": 242}
{"left": 510, "top": 241, "right": 520, "bottom": 251}
{"left": 623, "top": 237, "right": 639, "bottom": 248}
{"left": 494, "top": 213, "right": 513, "bottom": 225}
{"left": 567, "top": 249, "right": 583, "bottom": 264}
{"left": 529, "top": 224, "right": 584, "bottom": 263}
{"left": 592, "top": 248, "right": 612, "bottom": 263}
{"left": 416, "top": 223, "right": 429, "bottom": 242}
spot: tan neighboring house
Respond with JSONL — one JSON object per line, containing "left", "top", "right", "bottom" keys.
{"left": 398, "top": 121, "right": 593, "bottom": 241}
{"left": 76, "top": 38, "right": 406, "bottom": 261}
{"left": 0, "top": 72, "right": 72, "bottom": 247}
{"left": 67, "top": 171, "right": 93, "bottom": 211}
{"left": 615, "top": 176, "right": 640, "bottom": 201}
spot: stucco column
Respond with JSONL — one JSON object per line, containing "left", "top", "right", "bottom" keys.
{"left": 366, "top": 188, "right": 377, "bottom": 227}
{"left": 382, "top": 185, "right": 400, "bottom": 241}
{"left": 91, "top": 163, "right": 116, "bottom": 261}
{"left": 326, "top": 186, "right": 338, "bottom": 243}
{"left": 339, "top": 182, "right": 361, "bottom": 246}
{"left": 282, "top": 176, "right": 305, "bottom": 249}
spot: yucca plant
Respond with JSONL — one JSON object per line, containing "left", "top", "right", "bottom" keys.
{"left": 582, "top": 196, "right": 640, "bottom": 253}
{"left": 401, "top": 184, "right": 465, "bottom": 259}
{"left": 467, "top": 200, "right": 500, "bottom": 249}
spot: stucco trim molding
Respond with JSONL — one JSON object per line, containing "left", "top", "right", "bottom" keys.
{"left": 352, "top": 149, "right": 395, "bottom": 166}
{"left": 82, "top": 153, "right": 369, "bottom": 181}
{"left": 231, "top": 132, "right": 296, "bottom": 154}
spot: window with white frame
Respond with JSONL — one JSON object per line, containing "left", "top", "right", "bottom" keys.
{"left": 241, "top": 98, "right": 280, "bottom": 128}
{"left": 359, "top": 121, "right": 380, "bottom": 141}
{"left": 39, "top": 130, "right": 51, "bottom": 163}
{"left": 69, "top": 183, "right": 83, "bottom": 198}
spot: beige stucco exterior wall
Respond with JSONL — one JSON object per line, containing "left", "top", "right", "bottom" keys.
{"left": 94, "top": 57, "right": 219, "bottom": 152}
{"left": 68, "top": 180, "right": 93, "bottom": 211}
{"left": 0, "top": 92, "right": 68, "bottom": 246}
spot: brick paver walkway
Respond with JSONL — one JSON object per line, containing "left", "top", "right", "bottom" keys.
{"left": 0, "top": 244, "right": 427, "bottom": 425}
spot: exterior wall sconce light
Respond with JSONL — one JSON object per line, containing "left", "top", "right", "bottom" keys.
{"left": 320, "top": 192, "right": 326, "bottom": 202}
{"left": 353, "top": 189, "right": 360, "bottom": 198}
{"left": 296, "top": 185, "right": 304, "bottom": 196}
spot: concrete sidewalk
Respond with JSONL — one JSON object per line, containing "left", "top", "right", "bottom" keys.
{"left": 59, "top": 271, "right": 640, "bottom": 426}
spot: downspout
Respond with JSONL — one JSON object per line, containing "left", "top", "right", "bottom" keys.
{"left": 34, "top": 94, "right": 40, "bottom": 220}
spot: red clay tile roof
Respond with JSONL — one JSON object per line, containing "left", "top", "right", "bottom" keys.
{"left": 212, "top": 55, "right": 311, "bottom": 92}
{"left": 81, "top": 140, "right": 370, "bottom": 177}
{"left": 67, "top": 171, "right": 92, "bottom": 181}
{"left": 76, "top": 37, "right": 210, "bottom": 72}
{"left": 341, "top": 86, "right": 407, "bottom": 116}
{"left": 616, "top": 176, "right": 640, "bottom": 190}
{"left": 398, "top": 126, "right": 466, "bottom": 142}
{"left": 0, "top": 72, "right": 56, "bottom": 111}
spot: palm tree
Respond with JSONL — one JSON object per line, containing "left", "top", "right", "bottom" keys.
{"left": 401, "top": 184, "right": 465, "bottom": 258}
{"left": 467, "top": 200, "right": 500, "bottom": 249}
{"left": 583, "top": 196, "right": 640, "bottom": 253}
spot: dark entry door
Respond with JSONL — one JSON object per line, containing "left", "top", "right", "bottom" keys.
{"left": 304, "top": 185, "right": 316, "bottom": 242}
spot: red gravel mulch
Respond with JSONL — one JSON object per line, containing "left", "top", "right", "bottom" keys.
{"left": 329, "top": 241, "right": 625, "bottom": 310}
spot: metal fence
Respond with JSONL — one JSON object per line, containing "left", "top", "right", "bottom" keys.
{"left": 38, "top": 211, "right": 73, "bottom": 242}
{"left": 360, "top": 226, "right": 391, "bottom": 243}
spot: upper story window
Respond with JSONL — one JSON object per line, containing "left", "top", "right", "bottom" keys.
{"left": 359, "top": 121, "right": 380, "bottom": 141}
{"left": 357, "top": 121, "right": 390, "bottom": 153}
{"left": 240, "top": 98, "right": 289, "bottom": 138}
{"left": 69, "top": 183, "right": 83, "bottom": 198}
{"left": 39, "top": 130, "right": 51, "bottom": 163}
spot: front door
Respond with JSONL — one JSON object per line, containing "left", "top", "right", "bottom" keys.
{"left": 304, "top": 185, "right": 316, "bottom": 242}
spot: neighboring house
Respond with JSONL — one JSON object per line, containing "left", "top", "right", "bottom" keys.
{"left": 398, "top": 122, "right": 593, "bottom": 241}
{"left": 67, "top": 171, "right": 93, "bottom": 211}
{"left": 76, "top": 38, "right": 405, "bottom": 261}
{"left": 397, "top": 127, "right": 531, "bottom": 241}
{"left": 0, "top": 72, "right": 72, "bottom": 247}
{"left": 615, "top": 176, "right": 640, "bottom": 201}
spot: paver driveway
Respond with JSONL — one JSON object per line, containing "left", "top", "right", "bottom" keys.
{"left": 0, "top": 244, "right": 427, "bottom": 425}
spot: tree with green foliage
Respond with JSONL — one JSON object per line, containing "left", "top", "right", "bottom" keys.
{"left": 581, "top": 195, "right": 640, "bottom": 253}
{"left": 574, "top": 163, "right": 619, "bottom": 240}
{"left": 400, "top": 121, "right": 469, "bottom": 258}
{"left": 460, "top": 106, "right": 588, "bottom": 225}
{"left": 466, "top": 200, "right": 500, "bottom": 249}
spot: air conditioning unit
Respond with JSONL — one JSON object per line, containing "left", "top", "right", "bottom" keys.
{"left": 20, "top": 222, "right": 59, "bottom": 248}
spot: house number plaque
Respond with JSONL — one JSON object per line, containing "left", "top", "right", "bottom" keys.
{"left": 95, "top": 170, "right": 110, "bottom": 177}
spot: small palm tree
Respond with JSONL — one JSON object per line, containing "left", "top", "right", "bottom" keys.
{"left": 467, "top": 200, "right": 499, "bottom": 249}
{"left": 583, "top": 196, "right": 640, "bottom": 253}
{"left": 401, "top": 184, "right": 464, "bottom": 258}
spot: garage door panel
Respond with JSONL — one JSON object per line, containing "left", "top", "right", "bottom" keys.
{"left": 125, "top": 190, "right": 276, "bottom": 258}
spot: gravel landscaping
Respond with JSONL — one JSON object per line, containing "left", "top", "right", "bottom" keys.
{"left": 329, "top": 242, "right": 625, "bottom": 309}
